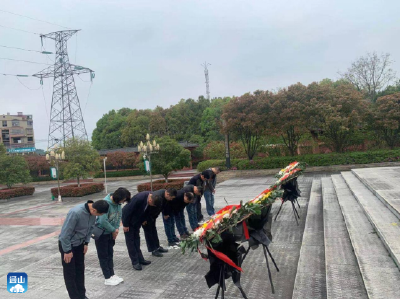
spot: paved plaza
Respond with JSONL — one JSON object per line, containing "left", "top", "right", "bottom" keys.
{"left": 0, "top": 174, "right": 324, "bottom": 299}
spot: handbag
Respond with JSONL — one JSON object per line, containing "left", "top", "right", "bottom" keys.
{"left": 91, "top": 225, "right": 105, "bottom": 240}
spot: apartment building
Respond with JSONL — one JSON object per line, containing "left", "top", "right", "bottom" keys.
{"left": 0, "top": 112, "right": 35, "bottom": 153}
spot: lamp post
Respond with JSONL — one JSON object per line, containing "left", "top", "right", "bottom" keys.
{"left": 138, "top": 133, "right": 160, "bottom": 192}
{"left": 103, "top": 156, "right": 108, "bottom": 194}
{"left": 46, "top": 144, "right": 65, "bottom": 202}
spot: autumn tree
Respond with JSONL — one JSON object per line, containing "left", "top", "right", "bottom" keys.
{"left": 340, "top": 52, "right": 397, "bottom": 102}
{"left": 271, "top": 83, "right": 310, "bottom": 156}
{"left": 372, "top": 92, "right": 400, "bottom": 149}
{"left": 63, "top": 139, "right": 101, "bottom": 187}
{"left": 24, "top": 155, "right": 49, "bottom": 176}
{"left": 222, "top": 91, "right": 271, "bottom": 160}
{"left": 309, "top": 82, "right": 367, "bottom": 152}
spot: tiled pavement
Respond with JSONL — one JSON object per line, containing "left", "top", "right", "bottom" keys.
{"left": 0, "top": 174, "right": 329, "bottom": 299}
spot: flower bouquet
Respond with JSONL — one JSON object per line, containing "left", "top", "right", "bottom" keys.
{"left": 181, "top": 161, "right": 306, "bottom": 269}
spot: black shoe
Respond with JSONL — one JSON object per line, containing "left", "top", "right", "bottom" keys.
{"left": 173, "top": 237, "right": 180, "bottom": 243}
{"left": 158, "top": 246, "right": 168, "bottom": 253}
{"left": 139, "top": 260, "right": 151, "bottom": 265}
{"left": 152, "top": 250, "right": 163, "bottom": 257}
{"left": 133, "top": 264, "right": 142, "bottom": 271}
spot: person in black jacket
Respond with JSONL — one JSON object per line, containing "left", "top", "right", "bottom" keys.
{"left": 163, "top": 185, "right": 203, "bottom": 243}
{"left": 186, "top": 170, "right": 213, "bottom": 230}
{"left": 144, "top": 188, "right": 177, "bottom": 257}
{"left": 122, "top": 191, "right": 162, "bottom": 271}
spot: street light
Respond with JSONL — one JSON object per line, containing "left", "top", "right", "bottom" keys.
{"left": 138, "top": 133, "right": 160, "bottom": 192}
{"left": 46, "top": 144, "right": 65, "bottom": 202}
{"left": 103, "top": 156, "right": 108, "bottom": 194}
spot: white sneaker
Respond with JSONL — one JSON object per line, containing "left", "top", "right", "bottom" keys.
{"left": 104, "top": 277, "right": 120, "bottom": 286}
{"left": 112, "top": 275, "right": 124, "bottom": 283}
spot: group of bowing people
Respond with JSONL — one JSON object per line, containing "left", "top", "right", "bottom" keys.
{"left": 58, "top": 168, "right": 220, "bottom": 298}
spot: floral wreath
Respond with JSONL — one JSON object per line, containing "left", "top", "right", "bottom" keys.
{"left": 181, "top": 161, "right": 306, "bottom": 271}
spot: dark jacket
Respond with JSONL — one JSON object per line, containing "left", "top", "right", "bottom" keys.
{"left": 149, "top": 189, "right": 167, "bottom": 220}
{"left": 205, "top": 168, "right": 217, "bottom": 191}
{"left": 122, "top": 191, "right": 150, "bottom": 228}
{"left": 164, "top": 185, "right": 195, "bottom": 215}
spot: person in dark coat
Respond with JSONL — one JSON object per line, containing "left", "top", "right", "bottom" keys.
{"left": 186, "top": 170, "right": 213, "bottom": 230}
{"left": 144, "top": 188, "right": 177, "bottom": 256}
{"left": 163, "top": 185, "right": 203, "bottom": 242}
{"left": 122, "top": 191, "right": 162, "bottom": 271}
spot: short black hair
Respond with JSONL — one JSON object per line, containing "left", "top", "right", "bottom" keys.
{"left": 196, "top": 186, "right": 204, "bottom": 194}
{"left": 201, "top": 170, "right": 212, "bottom": 179}
{"left": 112, "top": 187, "right": 131, "bottom": 204}
{"left": 152, "top": 194, "right": 162, "bottom": 208}
{"left": 92, "top": 200, "right": 109, "bottom": 214}
{"left": 185, "top": 192, "right": 194, "bottom": 201}
{"left": 166, "top": 188, "right": 177, "bottom": 197}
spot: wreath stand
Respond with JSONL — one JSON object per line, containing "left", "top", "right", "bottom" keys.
{"left": 274, "top": 177, "right": 301, "bottom": 225}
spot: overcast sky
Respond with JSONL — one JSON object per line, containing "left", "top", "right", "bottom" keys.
{"left": 1, "top": 0, "right": 400, "bottom": 149}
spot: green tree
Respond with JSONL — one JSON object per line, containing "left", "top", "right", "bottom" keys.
{"left": 121, "top": 110, "right": 151, "bottom": 146}
{"left": 0, "top": 144, "right": 6, "bottom": 156}
{"left": 143, "top": 136, "right": 191, "bottom": 182}
{"left": 63, "top": 139, "right": 101, "bottom": 187}
{"left": 200, "top": 97, "right": 231, "bottom": 142}
{"left": 0, "top": 155, "right": 31, "bottom": 188}
{"left": 222, "top": 91, "right": 271, "bottom": 160}
{"left": 92, "top": 108, "right": 131, "bottom": 150}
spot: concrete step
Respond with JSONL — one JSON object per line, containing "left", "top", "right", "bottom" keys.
{"left": 341, "top": 171, "right": 400, "bottom": 269}
{"left": 292, "top": 179, "right": 327, "bottom": 299}
{"left": 331, "top": 174, "right": 400, "bottom": 299}
{"left": 321, "top": 177, "right": 367, "bottom": 299}
{"left": 352, "top": 167, "right": 400, "bottom": 220}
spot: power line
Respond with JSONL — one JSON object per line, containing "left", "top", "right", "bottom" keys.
{"left": 0, "top": 57, "right": 52, "bottom": 65}
{"left": 83, "top": 81, "right": 93, "bottom": 118}
{"left": 0, "top": 9, "right": 71, "bottom": 29}
{"left": 0, "top": 24, "right": 40, "bottom": 35}
{"left": 1, "top": 73, "right": 30, "bottom": 77}
{"left": 16, "top": 77, "right": 42, "bottom": 90}
{"left": 0, "top": 44, "right": 52, "bottom": 54}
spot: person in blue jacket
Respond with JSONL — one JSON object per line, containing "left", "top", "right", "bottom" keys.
{"left": 59, "top": 200, "right": 109, "bottom": 299}
{"left": 95, "top": 187, "right": 131, "bottom": 286}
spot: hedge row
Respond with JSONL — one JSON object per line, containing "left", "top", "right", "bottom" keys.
{"left": 94, "top": 169, "right": 146, "bottom": 178}
{"left": 137, "top": 179, "right": 186, "bottom": 192}
{"left": 197, "top": 149, "right": 400, "bottom": 171}
{"left": 0, "top": 187, "right": 35, "bottom": 199}
{"left": 32, "top": 176, "right": 54, "bottom": 182}
{"left": 51, "top": 183, "right": 104, "bottom": 197}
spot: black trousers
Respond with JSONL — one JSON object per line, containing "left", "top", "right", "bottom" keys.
{"left": 124, "top": 226, "right": 145, "bottom": 265}
{"left": 95, "top": 234, "right": 115, "bottom": 279}
{"left": 143, "top": 219, "right": 160, "bottom": 252}
{"left": 59, "top": 241, "right": 86, "bottom": 299}
{"left": 196, "top": 195, "right": 203, "bottom": 221}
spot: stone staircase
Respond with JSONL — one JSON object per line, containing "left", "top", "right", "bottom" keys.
{"left": 292, "top": 167, "right": 400, "bottom": 298}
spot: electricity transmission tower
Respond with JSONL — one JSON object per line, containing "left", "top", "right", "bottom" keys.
{"left": 201, "top": 61, "right": 210, "bottom": 100}
{"left": 33, "top": 30, "right": 94, "bottom": 149}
